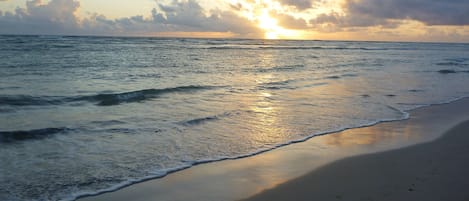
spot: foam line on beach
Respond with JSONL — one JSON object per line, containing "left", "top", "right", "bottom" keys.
{"left": 243, "top": 117, "right": 469, "bottom": 201}
{"left": 73, "top": 95, "right": 469, "bottom": 201}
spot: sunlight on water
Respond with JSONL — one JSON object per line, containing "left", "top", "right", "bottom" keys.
{"left": 1, "top": 36, "right": 469, "bottom": 200}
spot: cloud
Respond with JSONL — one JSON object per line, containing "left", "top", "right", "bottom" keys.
{"left": 309, "top": 11, "right": 397, "bottom": 29}
{"left": 1, "top": 0, "right": 467, "bottom": 41}
{"left": 0, "top": 0, "right": 81, "bottom": 35}
{"left": 271, "top": 11, "right": 308, "bottom": 29}
{"left": 152, "top": 0, "right": 259, "bottom": 34}
{"left": 277, "top": 0, "right": 312, "bottom": 10}
{"left": 0, "top": 0, "right": 262, "bottom": 37}
{"left": 312, "top": 0, "right": 469, "bottom": 28}
{"left": 347, "top": 0, "right": 469, "bottom": 25}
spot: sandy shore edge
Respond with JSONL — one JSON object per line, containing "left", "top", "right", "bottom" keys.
{"left": 79, "top": 98, "right": 469, "bottom": 201}
{"left": 243, "top": 120, "right": 469, "bottom": 201}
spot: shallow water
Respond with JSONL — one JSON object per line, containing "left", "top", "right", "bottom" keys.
{"left": 1, "top": 35, "right": 469, "bottom": 201}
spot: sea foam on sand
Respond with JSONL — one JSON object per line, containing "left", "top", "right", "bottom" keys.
{"left": 244, "top": 113, "right": 469, "bottom": 201}
{"left": 79, "top": 99, "right": 469, "bottom": 201}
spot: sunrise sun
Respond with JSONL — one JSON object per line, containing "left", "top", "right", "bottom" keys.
{"left": 257, "top": 10, "right": 302, "bottom": 39}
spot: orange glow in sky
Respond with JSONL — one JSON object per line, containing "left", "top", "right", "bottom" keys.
{"left": 257, "top": 10, "right": 302, "bottom": 39}
{"left": 0, "top": 0, "right": 468, "bottom": 42}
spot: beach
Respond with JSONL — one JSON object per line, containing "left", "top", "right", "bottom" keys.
{"left": 78, "top": 97, "right": 469, "bottom": 201}
{"left": 2, "top": 0, "right": 469, "bottom": 200}
{"left": 244, "top": 116, "right": 469, "bottom": 201}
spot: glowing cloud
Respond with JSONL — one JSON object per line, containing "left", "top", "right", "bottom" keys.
{"left": 0, "top": 0, "right": 468, "bottom": 42}
{"left": 229, "top": 0, "right": 304, "bottom": 39}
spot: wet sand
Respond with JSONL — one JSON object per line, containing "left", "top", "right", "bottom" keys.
{"left": 243, "top": 120, "right": 469, "bottom": 201}
{"left": 79, "top": 98, "right": 469, "bottom": 201}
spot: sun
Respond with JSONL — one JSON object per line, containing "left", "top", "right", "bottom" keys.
{"left": 257, "top": 10, "right": 302, "bottom": 39}
{"left": 258, "top": 10, "right": 279, "bottom": 39}
{"left": 231, "top": 0, "right": 304, "bottom": 39}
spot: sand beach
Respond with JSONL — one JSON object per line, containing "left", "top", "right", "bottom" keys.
{"left": 79, "top": 98, "right": 469, "bottom": 201}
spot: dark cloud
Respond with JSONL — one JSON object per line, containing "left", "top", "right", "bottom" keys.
{"left": 0, "top": 0, "right": 262, "bottom": 37}
{"left": 278, "top": 0, "right": 312, "bottom": 10}
{"left": 310, "top": 11, "right": 395, "bottom": 28}
{"left": 309, "top": 0, "right": 469, "bottom": 32}
{"left": 0, "top": 0, "right": 81, "bottom": 35}
{"left": 346, "top": 0, "right": 469, "bottom": 25}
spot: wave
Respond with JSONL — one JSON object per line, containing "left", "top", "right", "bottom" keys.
{"left": 437, "top": 62, "right": 469, "bottom": 67}
{"left": 436, "top": 58, "right": 469, "bottom": 67}
{"left": 326, "top": 75, "right": 341, "bottom": 79}
{"left": 437, "top": 69, "right": 457, "bottom": 74}
{"left": 260, "top": 46, "right": 389, "bottom": 51}
{"left": 258, "top": 79, "right": 299, "bottom": 90}
{"left": 255, "top": 64, "right": 304, "bottom": 73}
{"left": 50, "top": 44, "right": 75, "bottom": 49}
{"left": 319, "top": 73, "right": 360, "bottom": 82}
{"left": 205, "top": 45, "right": 390, "bottom": 51}
{"left": 73, "top": 106, "right": 409, "bottom": 201}
{"left": 70, "top": 96, "right": 469, "bottom": 201}
{"left": 265, "top": 79, "right": 294, "bottom": 86}
{"left": 0, "top": 85, "right": 215, "bottom": 107}
{"left": 182, "top": 116, "right": 219, "bottom": 126}
{"left": 0, "top": 95, "right": 64, "bottom": 106}
{"left": 0, "top": 127, "right": 69, "bottom": 143}
{"left": 436, "top": 58, "right": 469, "bottom": 66}
{"left": 180, "top": 111, "right": 237, "bottom": 126}
{"left": 78, "top": 85, "right": 214, "bottom": 106}
{"left": 341, "top": 73, "right": 359, "bottom": 77}
{"left": 437, "top": 69, "right": 469, "bottom": 74}
{"left": 257, "top": 74, "right": 358, "bottom": 91}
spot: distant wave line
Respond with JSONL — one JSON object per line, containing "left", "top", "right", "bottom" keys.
{"left": 0, "top": 85, "right": 216, "bottom": 107}
{"left": 204, "top": 46, "right": 394, "bottom": 51}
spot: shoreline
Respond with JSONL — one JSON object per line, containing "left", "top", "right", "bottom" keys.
{"left": 243, "top": 120, "right": 469, "bottom": 201}
{"left": 79, "top": 97, "right": 469, "bottom": 201}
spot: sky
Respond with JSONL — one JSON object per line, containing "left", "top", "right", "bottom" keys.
{"left": 0, "top": 0, "right": 468, "bottom": 42}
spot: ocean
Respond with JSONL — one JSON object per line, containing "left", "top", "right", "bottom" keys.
{"left": 0, "top": 35, "right": 468, "bottom": 201}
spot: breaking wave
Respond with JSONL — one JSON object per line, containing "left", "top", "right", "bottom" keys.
{"left": 0, "top": 85, "right": 216, "bottom": 107}
{"left": 0, "top": 127, "right": 70, "bottom": 143}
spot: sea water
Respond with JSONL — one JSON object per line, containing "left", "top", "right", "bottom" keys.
{"left": 0, "top": 35, "right": 468, "bottom": 201}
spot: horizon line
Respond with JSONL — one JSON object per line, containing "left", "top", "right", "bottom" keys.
{"left": 1, "top": 33, "right": 468, "bottom": 45}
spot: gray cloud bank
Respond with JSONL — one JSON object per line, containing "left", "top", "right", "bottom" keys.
{"left": 347, "top": 0, "right": 469, "bottom": 26}
{"left": 278, "top": 0, "right": 313, "bottom": 10}
{"left": 311, "top": 0, "right": 469, "bottom": 28}
{"left": 0, "top": 0, "right": 261, "bottom": 37}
